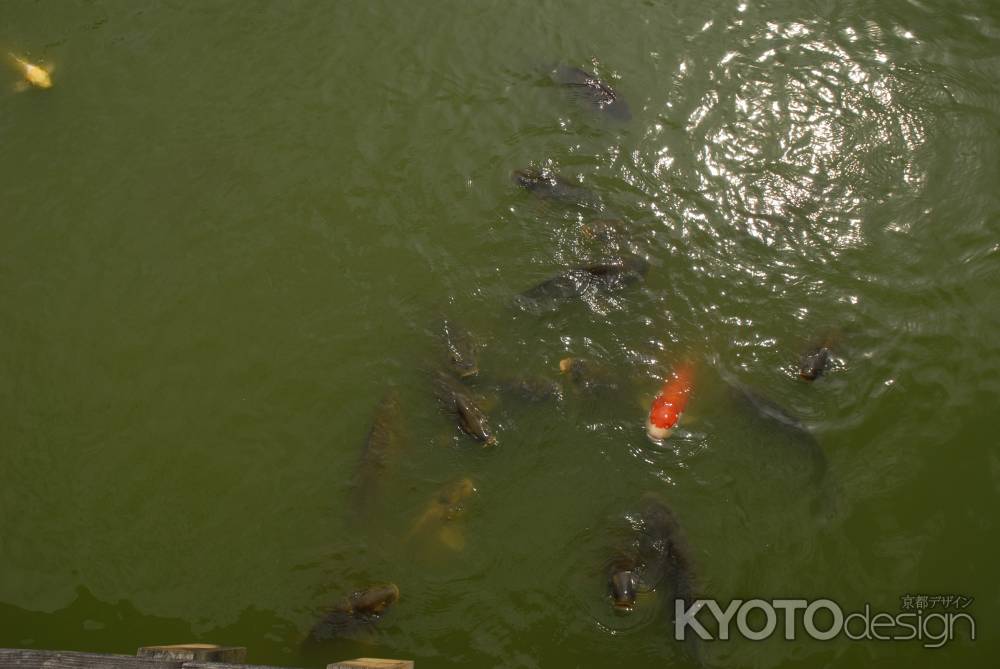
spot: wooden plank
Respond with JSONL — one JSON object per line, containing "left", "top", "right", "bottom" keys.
{"left": 327, "top": 660, "right": 414, "bottom": 669}
{"left": 137, "top": 646, "right": 246, "bottom": 664}
{"left": 0, "top": 649, "right": 182, "bottom": 669}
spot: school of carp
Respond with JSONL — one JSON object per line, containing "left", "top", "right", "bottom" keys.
{"left": 310, "top": 63, "right": 843, "bottom": 659}
{"left": 6, "top": 51, "right": 841, "bottom": 660}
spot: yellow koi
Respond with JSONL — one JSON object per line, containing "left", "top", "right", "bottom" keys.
{"left": 9, "top": 53, "right": 53, "bottom": 90}
{"left": 408, "top": 477, "right": 476, "bottom": 551}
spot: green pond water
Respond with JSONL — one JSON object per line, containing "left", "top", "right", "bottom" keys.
{"left": 1, "top": 1, "right": 998, "bottom": 667}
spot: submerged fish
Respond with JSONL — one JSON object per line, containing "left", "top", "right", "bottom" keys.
{"left": 799, "top": 346, "right": 830, "bottom": 381}
{"left": 724, "top": 375, "right": 827, "bottom": 476}
{"left": 799, "top": 336, "right": 836, "bottom": 381}
{"left": 441, "top": 318, "right": 479, "bottom": 378}
{"left": 517, "top": 257, "right": 648, "bottom": 311}
{"left": 558, "top": 357, "right": 620, "bottom": 393}
{"left": 605, "top": 494, "right": 700, "bottom": 663}
{"left": 512, "top": 168, "right": 598, "bottom": 206}
{"left": 8, "top": 53, "right": 53, "bottom": 90}
{"left": 307, "top": 583, "right": 400, "bottom": 641}
{"left": 638, "top": 494, "right": 698, "bottom": 611}
{"left": 638, "top": 494, "right": 703, "bottom": 663}
{"left": 409, "top": 477, "right": 477, "bottom": 551}
{"left": 581, "top": 218, "right": 627, "bottom": 250}
{"left": 726, "top": 378, "right": 811, "bottom": 433}
{"left": 646, "top": 362, "right": 695, "bottom": 441}
{"left": 350, "top": 390, "right": 404, "bottom": 515}
{"left": 607, "top": 552, "right": 643, "bottom": 609}
{"left": 493, "top": 375, "right": 564, "bottom": 402}
{"left": 603, "top": 497, "right": 702, "bottom": 657}
{"left": 552, "top": 64, "right": 631, "bottom": 121}
{"left": 434, "top": 371, "right": 496, "bottom": 446}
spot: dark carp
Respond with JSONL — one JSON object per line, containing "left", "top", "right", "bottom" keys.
{"left": 441, "top": 318, "right": 479, "bottom": 378}
{"left": 434, "top": 371, "right": 496, "bottom": 446}
{"left": 798, "top": 333, "right": 840, "bottom": 381}
{"left": 638, "top": 495, "right": 698, "bottom": 610}
{"left": 512, "top": 168, "right": 598, "bottom": 206}
{"left": 516, "top": 257, "right": 648, "bottom": 312}
{"left": 799, "top": 345, "right": 831, "bottom": 381}
{"left": 638, "top": 494, "right": 703, "bottom": 664}
{"left": 724, "top": 374, "right": 827, "bottom": 478}
{"left": 602, "top": 496, "right": 701, "bottom": 659}
{"left": 607, "top": 552, "right": 643, "bottom": 609}
{"left": 350, "top": 390, "right": 404, "bottom": 515}
{"left": 307, "top": 583, "right": 400, "bottom": 641}
{"left": 798, "top": 329, "right": 842, "bottom": 381}
{"left": 552, "top": 64, "right": 632, "bottom": 121}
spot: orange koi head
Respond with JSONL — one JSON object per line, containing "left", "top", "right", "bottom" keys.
{"left": 646, "top": 362, "right": 694, "bottom": 441}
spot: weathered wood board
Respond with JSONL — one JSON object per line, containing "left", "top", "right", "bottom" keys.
{"left": 0, "top": 649, "right": 182, "bottom": 669}
{"left": 137, "top": 646, "right": 246, "bottom": 664}
{"left": 328, "top": 660, "right": 414, "bottom": 669}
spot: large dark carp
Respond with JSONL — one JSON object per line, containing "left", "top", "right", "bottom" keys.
{"left": 605, "top": 496, "right": 698, "bottom": 611}
{"left": 434, "top": 371, "right": 496, "bottom": 446}
{"left": 603, "top": 496, "right": 701, "bottom": 660}
{"left": 607, "top": 551, "right": 643, "bottom": 609}
{"left": 638, "top": 495, "right": 698, "bottom": 611}
{"left": 350, "top": 390, "right": 404, "bottom": 515}
{"left": 724, "top": 375, "right": 827, "bottom": 478}
{"left": 512, "top": 168, "right": 598, "bottom": 206}
{"left": 552, "top": 65, "right": 632, "bottom": 121}
{"left": 639, "top": 494, "right": 703, "bottom": 664}
{"left": 516, "top": 257, "right": 649, "bottom": 312}
{"left": 307, "top": 583, "right": 400, "bottom": 641}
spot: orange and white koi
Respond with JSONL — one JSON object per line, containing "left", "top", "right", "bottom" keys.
{"left": 645, "top": 362, "right": 694, "bottom": 441}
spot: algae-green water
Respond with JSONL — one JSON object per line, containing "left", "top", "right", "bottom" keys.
{"left": 1, "top": 1, "right": 998, "bottom": 667}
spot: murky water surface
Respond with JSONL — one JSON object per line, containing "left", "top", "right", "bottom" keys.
{"left": 1, "top": 1, "right": 998, "bottom": 667}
